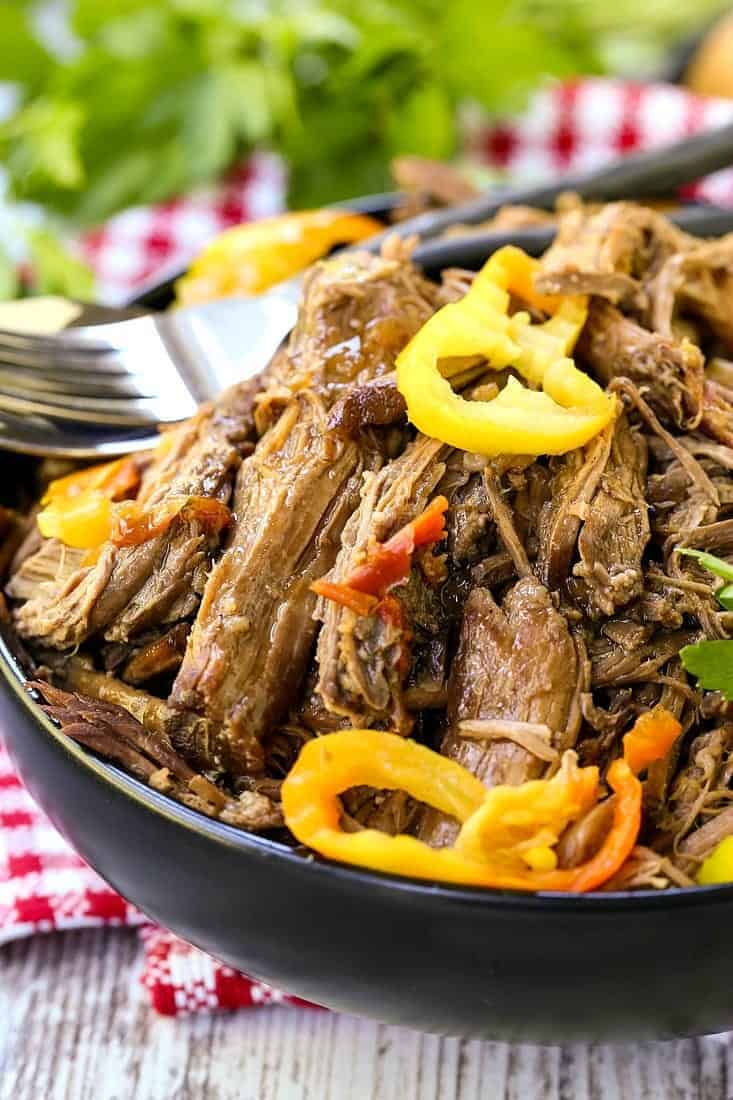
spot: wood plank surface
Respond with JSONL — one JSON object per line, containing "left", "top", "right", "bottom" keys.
{"left": 1, "top": 930, "right": 731, "bottom": 1100}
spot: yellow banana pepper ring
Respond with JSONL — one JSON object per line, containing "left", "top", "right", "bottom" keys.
{"left": 698, "top": 836, "right": 733, "bottom": 885}
{"left": 282, "top": 709, "right": 682, "bottom": 893}
{"left": 282, "top": 730, "right": 491, "bottom": 888}
{"left": 175, "top": 209, "right": 383, "bottom": 305}
{"left": 395, "top": 245, "right": 618, "bottom": 456}
{"left": 454, "top": 751, "right": 599, "bottom": 873}
{"left": 281, "top": 729, "right": 610, "bottom": 891}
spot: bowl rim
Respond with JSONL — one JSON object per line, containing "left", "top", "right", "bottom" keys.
{"left": 5, "top": 632, "right": 732, "bottom": 911}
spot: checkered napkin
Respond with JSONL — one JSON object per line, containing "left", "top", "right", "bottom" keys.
{"left": 77, "top": 152, "right": 286, "bottom": 305}
{"left": 3, "top": 77, "right": 733, "bottom": 1016}
{"left": 0, "top": 739, "right": 310, "bottom": 1015}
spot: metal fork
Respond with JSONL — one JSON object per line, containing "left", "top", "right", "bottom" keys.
{"left": 6, "top": 117, "right": 733, "bottom": 457}
{"left": 0, "top": 288, "right": 315, "bottom": 425}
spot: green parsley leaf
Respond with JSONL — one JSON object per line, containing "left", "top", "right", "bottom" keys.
{"left": 677, "top": 548, "right": 733, "bottom": 585}
{"left": 717, "top": 584, "right": 733, "bottom": 612}
{"left": 678, "top": 548, "right": 733, "bottom": 611}
{"left": 0, "top": 98, "right": 85, "bottom": 194}
{"left": 0, "top": 8, "right": 50, "bottom": 88}
{"left": 680, "top": 641, "right": 733, "bottom": 701}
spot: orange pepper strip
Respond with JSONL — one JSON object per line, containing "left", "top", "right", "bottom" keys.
{"left": 42, "top": 456, "right": 140, "bottom": 505}
{"left": 311, "top": 496, "right": 448, "bottom": 614}
{"left": 347, "top": 495, "right": 449, "bottom": 596}
{"left": 38, "top": 457, "right": 143, "bottom": 550}
{"left": 622, "top": 705, "right": 682, "bottom": 776}
{"left": 492, "top": 245, "right": 565, "bottom": 315}
{"left": 112, "top": 495, "right": 231, "bottom": 548}
{"left": 309, "top": 580, "right": 378, "bottom": 617}
{"left": 175, "top": 210, "right": 383, "bottom": 305}
{"left": 534, "top": 707, "right": 683, "bottom": 892}
{"left": 551, "top": 759, "right": 641, "bottom": 892}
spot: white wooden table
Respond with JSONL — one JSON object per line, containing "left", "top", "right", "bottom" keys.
{"left": 1, "top": 930, "right": 732, "bottom": 1099}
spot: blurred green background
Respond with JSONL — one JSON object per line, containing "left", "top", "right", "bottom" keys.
{"left": 0, "top": 0, "right": 730, "bottom": 296}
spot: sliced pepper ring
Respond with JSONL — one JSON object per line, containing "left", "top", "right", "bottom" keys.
{"left": 282, "top": 708, "right": 682, "bottom": 893}
{"left": 282, "top": 729, "right": 492, "bottom": 888}
{"left": 282, "top": 729, "right": 619, "bottom": 891}
{"left": 395, "top": 245, "right": 617, "bottom": 457}
{"left": 175, "top": 209, "right": 383, "bottom": 305}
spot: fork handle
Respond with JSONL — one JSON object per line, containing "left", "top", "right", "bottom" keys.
{"left": 362, "top": 119, "right": 733, "bottom": 252}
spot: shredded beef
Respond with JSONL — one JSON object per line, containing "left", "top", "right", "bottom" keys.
{"left": 171, "top": 247, "right": 441, "bottom": 774}
{"left": 657, "top": 725, "right": 733, "bottom": 846}
{"left": 327, "top": 373, "right": 407, "bottom": 438}
{"left": 535, "top": 426, "right": 613, "bottom": 591}
{"left": 535, "top": 201, "right": 685, "bottom": 304}
{"left": 576, "top": 300, "right": 704, "bottom": 429}
{"left": 700, "top": 379, "right": 733, "bottom": 450}
{"left": 571, "top": 416, "right": 650, "bottom": 618}
{"left": 391, "top": 155, "right": 479, "bottom": 206}
{"left": 120, "top": 623, "right": 190, "bottom": 685}
{"left": 31, "top": 679, "right": 281, "bottom": 829}
{"left": 419, "top": 577, "right": 585, "bottom": 847}
{"left": 11, "top": 379, "right": 260, "bottom": 649}
{"left": 315, "top": 433, "right": 449, "bottom": 731}
{"left": 648, "top": 233, "right": 733, "bottom": 353}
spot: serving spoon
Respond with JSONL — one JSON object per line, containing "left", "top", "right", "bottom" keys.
{"left": 6, "top": 120, "right": 733, "bottom": 458}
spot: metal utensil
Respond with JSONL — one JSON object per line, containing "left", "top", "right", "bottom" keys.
{"left": 5, "top": 121, "right": 733, "bottom": 458}
{"left": 0, "top": 288, "right": 302, "bottom": 424}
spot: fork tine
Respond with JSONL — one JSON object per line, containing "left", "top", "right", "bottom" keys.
{"left": 0, "top": 336, "right": 185, "bottom": 384}
{"left": 0, "top": 366, "right": 156, "bottom": 399}
{"left": 0, "top": 315, "right": 186, "bottom": 381}
{"left": 0, "top": 387, "right": 197, "bottom": 426}
{"left": 0, "top": 328, "right": 113, "bottom": 353}
{"left": 0, "top": 341, "right": 132, "bottom": 374}
{"left": 0, "top": 392, "right": 163, "bottom": 426}
{"left": 0, "top": 316, "right": 149, "bottom": 353}
{"left": 0, "top": 406, "right": 162, "bottom": 458}
{"left": 0, "top": 314, "right": 162, "bottom": 372}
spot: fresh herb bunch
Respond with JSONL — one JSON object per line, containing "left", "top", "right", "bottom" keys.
{"left": 0, "top": 0, "right": 591, "bottom": 222}
{"left": 0, "top": 0, "right": 727, "bottom": 294}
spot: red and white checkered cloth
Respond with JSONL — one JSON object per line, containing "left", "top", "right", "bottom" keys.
{"left": 472, "top": 77, "right": 733, "bottom": 204}
{"left": 78, "top": 152, "right": 287, "bottom": 305}
{"left": 4, "top": 77, "right": 733, "bottom": 1015}
{"left": 0, "top": 739, "right": 311, "bottom": 1015}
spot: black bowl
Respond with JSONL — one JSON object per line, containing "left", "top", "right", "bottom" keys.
{"left": 5, "top": 634, "right": 733, "bottom": 1041}
{"left": 5, "top": 224, "right": 733, "bottom": 1043}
